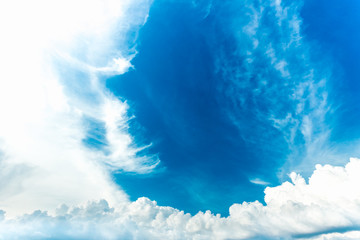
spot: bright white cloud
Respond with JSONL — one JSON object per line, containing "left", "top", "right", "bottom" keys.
{"left": 0, "top": 0, "right": 156, "bottom": 217}
{"left": 308, "top": 231, "right": 360, "bottom": 240}
{"left": 2, "top": 158, "right": 360, "bottom": 239}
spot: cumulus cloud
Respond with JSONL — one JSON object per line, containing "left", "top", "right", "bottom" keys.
{"left": 0, "top": 0, "right": 157, "bottom": 217}
{"left": 1, "top": 158, "right": 360, "bottom": 239}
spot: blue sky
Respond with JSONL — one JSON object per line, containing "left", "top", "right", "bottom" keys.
{"left": 1, "top": 0, "right": 360, "bottom": 239}
{"left": 302, "top": 0, "right": 360, "bottom": 141}
{"left": 102, "top": 0, "right": 360, "bottom": 215}
{"left": 108, "top": 0, "right": 270, "bottom": 214}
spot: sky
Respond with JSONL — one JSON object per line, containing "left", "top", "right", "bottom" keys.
{"left": 0, "top": 0, "right": 360, "bottom": 239}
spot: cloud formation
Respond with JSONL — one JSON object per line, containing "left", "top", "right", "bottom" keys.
{"left": 1, "top": 0, "right": 360, "bottom": 239}
{"left": 213, "top": 0, "right": 358, "bottom": 178}
{"left": 2, "top": 158, "right": 360, "bottom": 239}
{"left": 0, "top": 0, "right": 157, "bottom": 217}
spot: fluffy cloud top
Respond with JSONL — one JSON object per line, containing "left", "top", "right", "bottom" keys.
{"left": 2, "top": 158, "right": 360, "bottom": 239}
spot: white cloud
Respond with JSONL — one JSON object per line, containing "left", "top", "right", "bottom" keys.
{"left": 0, "top": 0, "right": 156, "bottom": 217}
{"left": 2, "top": 158, "right": 360, "bottom": 239}
{"left": 249, "top": 178, "right": 270, "bottom": 186}
{"left": 308, "top": 231, "right": 360, "bottom": 240}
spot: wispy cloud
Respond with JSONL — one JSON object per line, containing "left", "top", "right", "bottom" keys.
{"left": 214, "top": 0, "right": 359, "bottom": 178}
{"left": 0, "top": 0, "right": 157, "bottom": 216}
{"left": 250, "top": 178, "right": 270, "bottom": 186}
